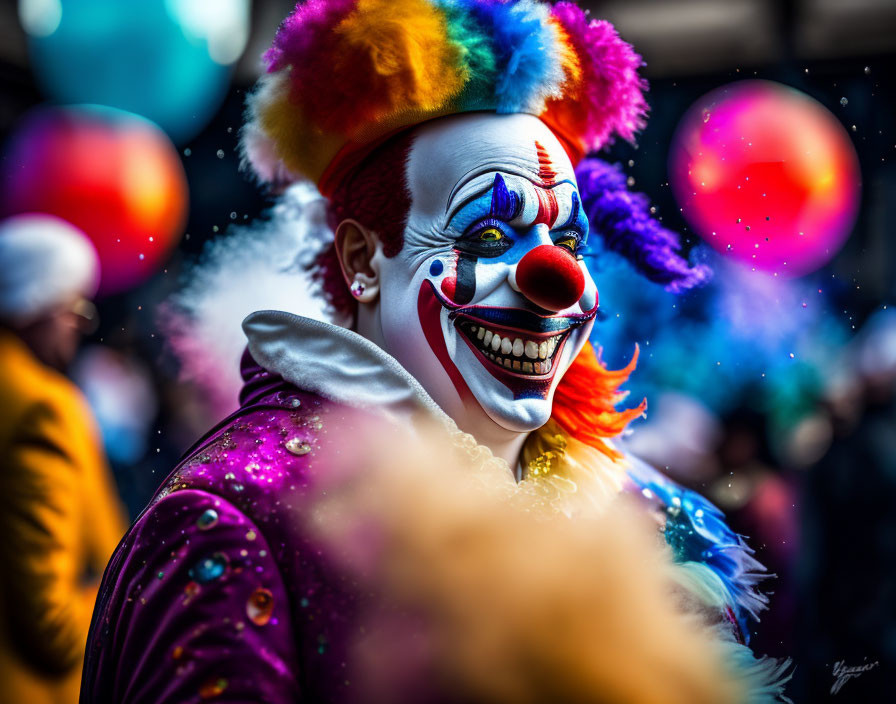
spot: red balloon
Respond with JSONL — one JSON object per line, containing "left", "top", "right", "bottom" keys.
{"left": 669, "top": 80, "right": 860, "bottom": 277}
{"left": 2, "top": 105, "right": 188, "bottom": 294}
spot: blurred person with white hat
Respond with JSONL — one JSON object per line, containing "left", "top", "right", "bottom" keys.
{"left": 0, "top": 214, "right": 127, "bottom": 704}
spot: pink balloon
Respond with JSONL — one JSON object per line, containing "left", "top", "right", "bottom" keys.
{"left": 669, "top": 80, "right": 860, "bottom": 277}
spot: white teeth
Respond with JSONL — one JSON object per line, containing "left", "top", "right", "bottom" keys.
{"left": 467, "top": 322, "right": 566, "bottom": 374}
{"left": 525, "top": 341, "right": 538, "bottom": 359}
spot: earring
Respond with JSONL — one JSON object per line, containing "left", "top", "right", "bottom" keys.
{"left": 350, "top": 280, "right": 365, "bottom": 298}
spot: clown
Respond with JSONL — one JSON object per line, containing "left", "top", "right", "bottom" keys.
{"left": 318, "top": 112, "right": 602, "bottom": 466}
{"left": 83, "top": 2, "right": 789, "bottom": 702}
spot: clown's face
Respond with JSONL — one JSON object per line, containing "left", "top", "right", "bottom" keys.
{"left": 375, "top": 113, "right": 598, "bottom": 432}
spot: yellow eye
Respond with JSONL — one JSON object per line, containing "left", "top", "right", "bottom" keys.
{"left": 555, "top": 235, "right": 578, "bottom": 252}
{"left": 479, "top": 227, "right": 504, "bottom": 242}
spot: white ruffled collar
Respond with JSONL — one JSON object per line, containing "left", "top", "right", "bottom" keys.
{"left": 242, "top": 309, "right": 452, "bottom": 426}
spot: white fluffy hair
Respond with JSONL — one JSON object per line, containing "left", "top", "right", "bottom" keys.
{"left": 161, "top": 182, "right": 343, "bottom": 415}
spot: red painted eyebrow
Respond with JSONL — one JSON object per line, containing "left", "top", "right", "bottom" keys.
{"left": 535, "top": 140, "right": 558, "bottom": 185}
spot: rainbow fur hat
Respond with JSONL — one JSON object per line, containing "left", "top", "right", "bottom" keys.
{"left": 241, "top": 0, "right": 648, "bottom": 197}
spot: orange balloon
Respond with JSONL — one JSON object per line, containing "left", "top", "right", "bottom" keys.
{"left": 2, "top": 105, "right": 188, "bottom": 294}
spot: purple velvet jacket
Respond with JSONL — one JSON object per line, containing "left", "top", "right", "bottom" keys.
{"left": 82, "top": 346, "right": 759, "bottom": 702}
{"left": 82, "top": 354, "right": 371, "bottom": 703}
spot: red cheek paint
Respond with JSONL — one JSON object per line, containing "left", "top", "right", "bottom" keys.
{"left": 440, "top": 273, "right": 457, "bottom": 300}
{"left": 417, "top": 281, "right": 473, "bottom": 403}
{"left": 440, "top": 252, "right": 458, "bottom": 300}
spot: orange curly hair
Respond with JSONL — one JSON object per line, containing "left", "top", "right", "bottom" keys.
{"left": 550, "top": 342, "right": 647, "bottom": 460}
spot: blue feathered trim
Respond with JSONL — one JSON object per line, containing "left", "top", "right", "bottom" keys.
{"left": 625, "top": 454, "right": 770, "bottom": 641}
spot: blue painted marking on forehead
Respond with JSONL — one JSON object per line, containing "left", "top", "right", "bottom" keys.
{"left": 447, "top": 174, "right": 584, "bottom": 234}
{"left": 560, "top": 191, "right": 581, "bottom": 230}
{"left": 555, "top": 191, "right": 589, "bottom": 243}
{"left": 489, "top": 173, "right": 521, "bottom": 221}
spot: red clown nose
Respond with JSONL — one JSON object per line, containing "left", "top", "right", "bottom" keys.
{"left": 514, "top": 244, "right": 586, "bottom": 312}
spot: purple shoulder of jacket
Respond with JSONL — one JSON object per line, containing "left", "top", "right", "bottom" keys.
{"left": 82, "top": 354, "right": 370, "bottom": 703}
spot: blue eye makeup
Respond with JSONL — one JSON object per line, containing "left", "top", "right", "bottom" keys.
{"left": 446, "top": 173, "right": 588, "bottom": 256}
{"left": 550, "top": 191, "right": 588, "bottom": 253}
{"left": 446, "top": 191, "right": 494, "bottom": 235}
{"left": 551, "top": 231, "right": 582, "bottom": 253}
{"left": 455, "top": 218, "right": 514, "bottom": 258}
{"left": 447, "top": 173, "right": 523, "bottom": 235}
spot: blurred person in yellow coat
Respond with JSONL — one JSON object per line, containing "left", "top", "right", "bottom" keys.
{"left": 0, "top": 215, "right": 128, "bottom": 704}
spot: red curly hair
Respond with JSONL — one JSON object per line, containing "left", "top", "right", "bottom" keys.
{"left": 313, "top": 131, "right": 417, "bottom": 318}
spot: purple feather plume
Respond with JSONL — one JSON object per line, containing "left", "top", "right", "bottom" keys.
{"left": 575, "top": 158, "right": 711, "bottom": 293}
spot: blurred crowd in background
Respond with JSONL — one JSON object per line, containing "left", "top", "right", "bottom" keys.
{"left": 0, "top": 0, "right": 894, "bottom": 701}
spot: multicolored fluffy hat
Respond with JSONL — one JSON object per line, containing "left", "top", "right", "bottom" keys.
{"left": 242, "top": 0, "right": 648, "bottom": 196}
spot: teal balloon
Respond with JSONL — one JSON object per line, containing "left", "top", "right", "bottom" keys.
{"left": 25, "top": 0, "right": 243, "bottom": 143}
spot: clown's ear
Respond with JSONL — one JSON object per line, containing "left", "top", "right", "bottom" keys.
{"left": 335, "top": 219, "right": 381, "bottom": 304}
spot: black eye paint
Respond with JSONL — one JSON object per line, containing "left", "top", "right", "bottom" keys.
{"left": 452, "top": 252, "right": 476, "bottom": 305}
{"left": 450, "top": 175, "right": 510, "bottom": 305}
{"left": 455, "top": 221, "right": 514, "bottom": 258}
{"left": 449, "top": 174, "right": 526, "bottom": 305}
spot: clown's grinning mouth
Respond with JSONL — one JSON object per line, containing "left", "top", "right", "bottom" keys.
{"left": 457, "top": 321, "right": 568, "bottom": 376}
{"left": 425, "top": 279, "right": 595, "bottom": 388}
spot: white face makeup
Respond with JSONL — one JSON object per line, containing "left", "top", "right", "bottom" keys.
{"left": 374, "top": 113, "right": 598, "bottom": 433}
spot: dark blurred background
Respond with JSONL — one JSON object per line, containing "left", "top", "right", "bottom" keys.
{"left": 1, "top": 1, "right": 895, "bottom": 701}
